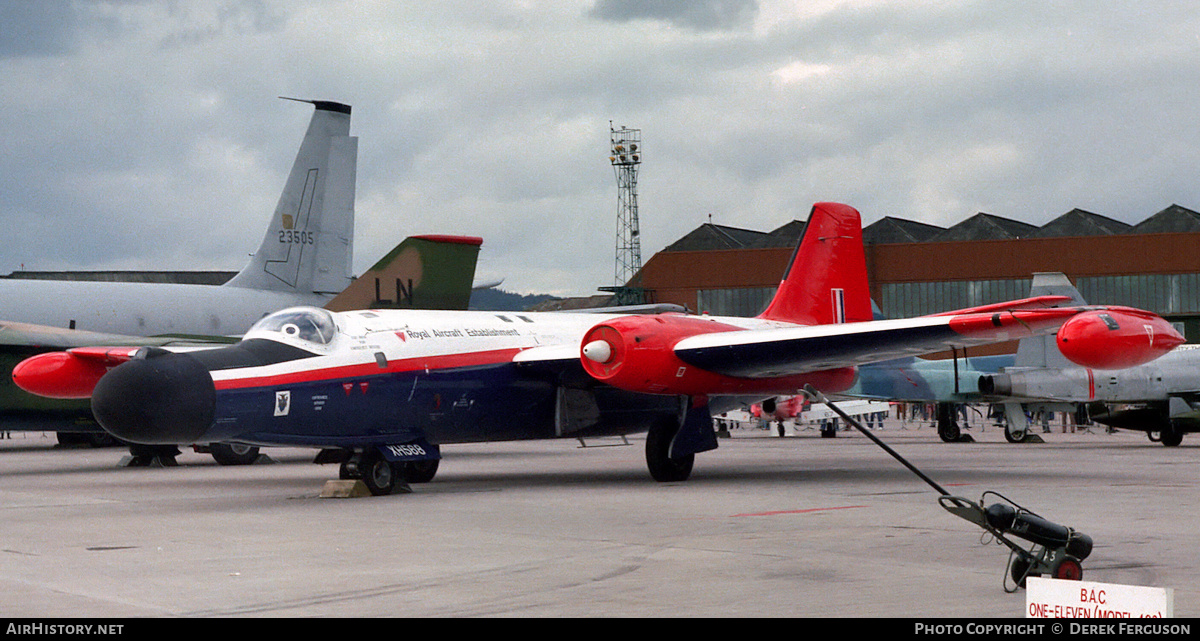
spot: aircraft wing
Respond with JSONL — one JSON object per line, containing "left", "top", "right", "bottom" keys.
{"left": 580, "top": 305, "right": 1183, "bottom": 397}
{"left": 671, "top": 310, "right": 1080, "bottom": 378}
{"left": 675, "top": 307, "right": 1178, "bottom": 379}
{"left": 512, "top": 344, "right": 579, "bottom": 363}
{"left": 0, "top": 321, "right": 181, "bottom": 350}
{"left": 3, "top": 320, "right": 235, "bottom": 401}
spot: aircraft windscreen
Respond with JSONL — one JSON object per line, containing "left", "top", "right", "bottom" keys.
{"left": 250, "top": 308, "right": 337, "bottom": 345}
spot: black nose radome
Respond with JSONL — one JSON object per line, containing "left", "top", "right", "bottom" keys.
{"left": 92, "top": 352, "right": 216, "bottom": 444}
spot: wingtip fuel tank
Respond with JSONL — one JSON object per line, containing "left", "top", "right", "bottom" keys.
{"left": 1055, "top": 308, "right": 1184, "bottom": 369}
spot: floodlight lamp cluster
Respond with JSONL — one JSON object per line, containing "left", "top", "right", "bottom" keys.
{"left": 609, "top": 142, "right": 640, "bottom": 165}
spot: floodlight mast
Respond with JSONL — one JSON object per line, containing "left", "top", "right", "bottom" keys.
{"left": 608, "top": 124, "right": 644, "bottom": 305}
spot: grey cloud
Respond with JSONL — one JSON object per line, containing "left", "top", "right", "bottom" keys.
{"left": 0, "top": 0, "right": 81, "bottom": 57}
{"left": 588, "top": 0, "right": 758, "bottom": 32}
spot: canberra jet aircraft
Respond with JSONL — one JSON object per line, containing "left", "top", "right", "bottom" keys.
{"left": 13, "top": 203, "right": 1185, "bottom": 494}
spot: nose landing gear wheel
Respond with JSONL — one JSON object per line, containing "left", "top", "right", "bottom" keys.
{"left": 1004, "top": 428, "right": 1029, "bottom": 443}
{"left": 340, "top": 450, "right": 410, "bottom": 496}
{"left": 361, "top": 453, "right": 397, "bottom": 496}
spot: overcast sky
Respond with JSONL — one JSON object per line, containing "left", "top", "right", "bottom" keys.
{"left": 3, "top": 1, "right": 1200, "bottom": 296}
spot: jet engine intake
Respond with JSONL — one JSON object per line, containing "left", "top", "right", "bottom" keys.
{"left": 580, "top": 315, "right": 743, "bottom": 396}
{"left": 579, "top": 315, "right": 855, "bottom": 396}
{"left": 91, "top": 351, "right": 216, "bottom": 445}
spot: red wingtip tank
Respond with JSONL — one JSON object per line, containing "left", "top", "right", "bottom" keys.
{"left": 12, "top": 347, "right": 141, "bottom": 400}
{"left": 1055, "top": 308, "right": 1185, "bottom": 369}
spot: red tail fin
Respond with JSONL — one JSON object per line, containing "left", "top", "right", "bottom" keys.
{"left": 757, "top": 202, "right": 872, "bottom": 325}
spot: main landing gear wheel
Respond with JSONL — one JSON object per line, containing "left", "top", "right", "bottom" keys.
{"left": 1159, "top": 424, "right": 1184, "bottom": 447}
{"left": 209, "top": 443, "right": 261, "bottom": 466}
{"left": 936, "top": 404, "right": 967, "bottom": 442}
{"left": 646, "top": 416, "right": 694, "bottom": 483}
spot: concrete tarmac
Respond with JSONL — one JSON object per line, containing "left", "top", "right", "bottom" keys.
{"left": 0, "top": 418, "right": 1195, "bottom": 618}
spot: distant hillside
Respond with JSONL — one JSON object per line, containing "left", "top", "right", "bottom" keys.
{"left": 469, "top": 288, "right": 558, "bottom": 311}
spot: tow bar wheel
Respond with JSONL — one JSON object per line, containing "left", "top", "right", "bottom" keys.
{"left": 1010, "top": 557, "right": 1038, "bottom": 588}
{"left": 1053, "top": 557, "right": 1084, "bottom": 581}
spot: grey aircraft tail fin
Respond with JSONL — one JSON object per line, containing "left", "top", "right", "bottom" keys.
{"left": 224, "top": 99, "right": 357, "bottom": 297}
{"left": 1013, "top": 272, "right": 1087, "bottom": 368}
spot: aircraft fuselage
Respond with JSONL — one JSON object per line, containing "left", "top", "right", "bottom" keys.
{"left": 90, "top": 307, "right": 744, "bottom": 449}
{"left": 0, "top": 280, "right": 330, "bottom": 337}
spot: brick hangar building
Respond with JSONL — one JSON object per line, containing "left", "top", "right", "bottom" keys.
{"left": 635, "top": 204, "right": 1200, "bottom": 343}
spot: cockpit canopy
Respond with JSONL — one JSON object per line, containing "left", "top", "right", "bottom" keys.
{"left": 248, "top": 307, "right": 338, "bottom": 346}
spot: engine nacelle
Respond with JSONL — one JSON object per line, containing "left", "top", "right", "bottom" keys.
{"left": 979, "top": 369, "right": 1095, "bottom": 400}
{"left": 1056, "top": 309, "right": 1184, "bottom": 369}
{"left": 579, "top": 314, "right": 855, "bottom": 396}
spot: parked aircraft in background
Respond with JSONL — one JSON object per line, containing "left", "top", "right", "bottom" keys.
{"left": 845, "top": 272, "right": 1198, "bottom": 446}
{"left": 324, "top": 235, "right": 482, "bottom": 312}
{"left": 14, "top": 203, "right": 1184, "bottom": 494}
{"left": 752, "top": 395, "right": 808, "bottom": 423}
{"left": 748, "top": 395, "right": 887, "bottom": 437}
{"left": 834, "top": 272, "right": 1093, "bottom": 442}
{"left": 0, "top": 99, "right": 357, "bottom": 337}
{"left": 978, "top": 273, "right": 1200, "bottom": 445}
{"left": 848, "top": 353, "right": 1016, "bottom": 441}
{"left": 981, "top": 345, "right": 1200, "bottom": 446}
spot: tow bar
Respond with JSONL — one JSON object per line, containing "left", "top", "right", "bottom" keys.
{"left": 803, "top": 386, "right": 1093, "bottom": 592}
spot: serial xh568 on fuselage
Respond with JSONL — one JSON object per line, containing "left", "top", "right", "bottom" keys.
{"left": 14, "top": 204, "right": 1184, "bottom": 494}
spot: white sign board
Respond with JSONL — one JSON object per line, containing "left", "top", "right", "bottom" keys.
{"left": 1027, "top": 577, "right": 1173, "bottom": 618}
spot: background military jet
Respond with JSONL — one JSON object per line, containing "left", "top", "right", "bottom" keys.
{"left": 842, "top": 272, "right": 1197, "bottom": 446}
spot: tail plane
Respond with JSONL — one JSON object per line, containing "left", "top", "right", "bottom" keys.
{"left": 757, "top": 202, "right": 873, "bottom": 325}
{"left": 224, "top": 99, "right": 357, "bottom": 296}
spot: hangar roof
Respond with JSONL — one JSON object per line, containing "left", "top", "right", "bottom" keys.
{"left": 663, "top": 220, "right": 807, "bottom": 251}
{"left": 862, "top": 217, "right": 945, "bottom": 244}
{"left": 928, "top": 213, "right": 1040, "bottom": 242}
{"left": 1030, "top": 208, "right": 1132, "bottom": 238}
{"left": 1131, "top": 204, "right": 1200, "bottom": 234}
{"left": 660, "top": 204, "right": 1200, "bottom": 253}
